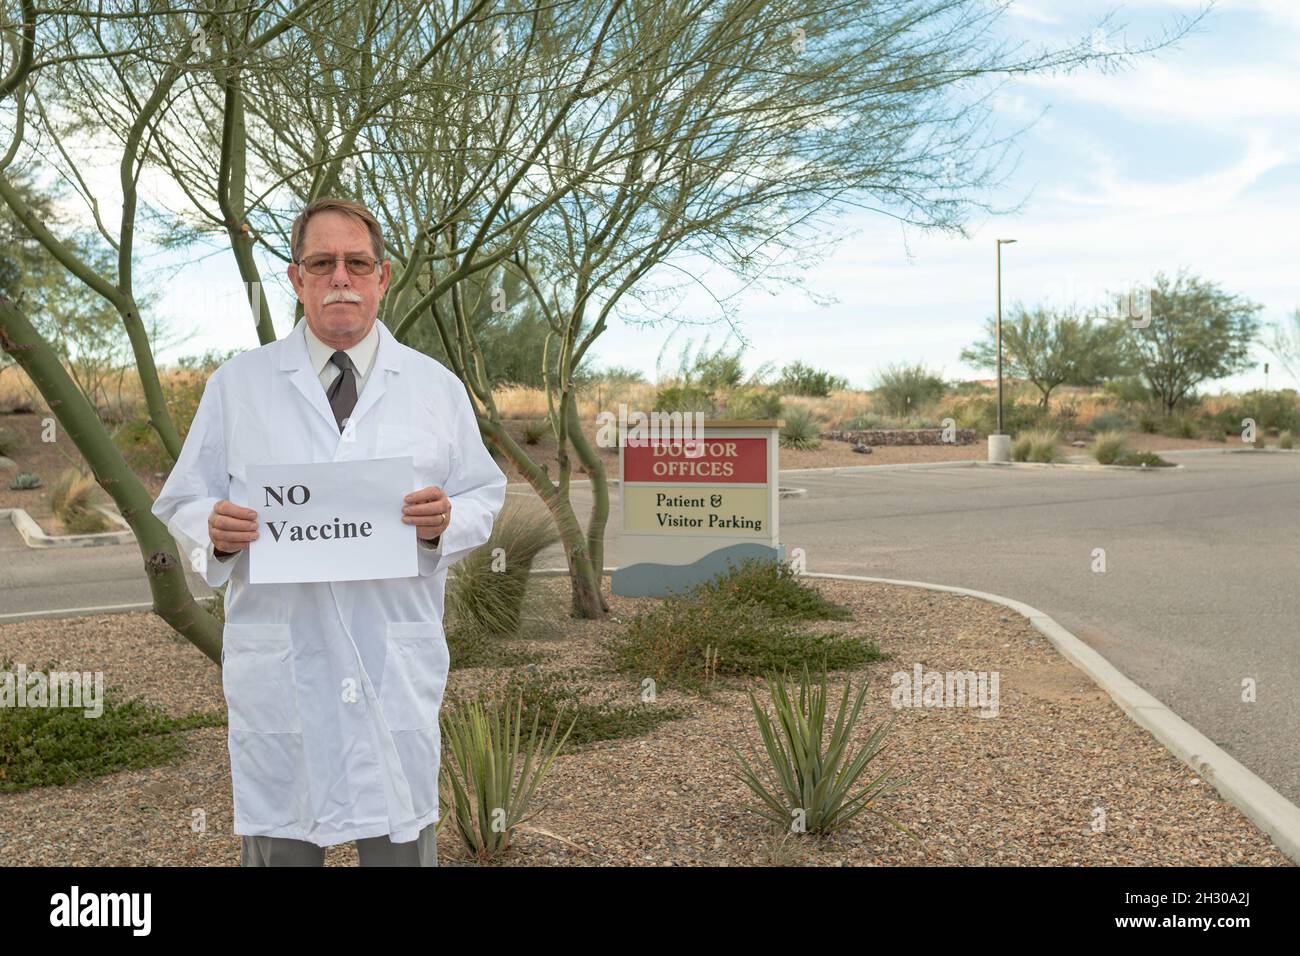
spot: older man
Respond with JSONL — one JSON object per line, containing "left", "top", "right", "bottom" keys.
{"left": 152, "top": 197, "right": 507, "bottom": 866}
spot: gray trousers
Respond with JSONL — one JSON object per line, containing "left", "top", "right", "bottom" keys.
{"left": 240, "top": 821, "right": 438, "bottom": 867}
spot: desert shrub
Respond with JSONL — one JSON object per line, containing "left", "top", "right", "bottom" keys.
{"left": 1161, "top": 413, "right": 1198, "bottom": 439}
{"left": 727, "top": 387, "right": 783, "bottom": 420}
{"left": 1113, "top": 451, "right": 1174, "bottom": 468}
{"left": 521, "top": 419, "right": 546, "bottom": 445}
{"left": 731, "top": 666, "right": 914, "bottom": 839}
{"left": 653, "top": 384, "right": 716, "bottom": 415}
{"left": 112, "top": 417, "right": 171, "bottom": 476}
{"left": 450, "top": 669, "right": 687, "bottom": 749}
{"left": 0, "top": 659, "right": 225, "bottom": 792}
{"left": 775, "top": 361, "right": 849, "bottom": 397}
{"left": 839, "top": 412, "right": 888, "bottom": 430}
{"left": 872, "top": 363, "right": 946, "bottom": 416}
{"left": 952, "top": 397, "right": 1045, "bottom": 436}
{"left": 1012, "top": 428, "right": 1059, "bottom": 462}
{"left": 50, "top": 468, "right": 110, "bottom": 534}
{"left": 445, "top": 498, "right": 559, "bottom": 640}
{"left": 779, "top": 405, "right": 822, "bottom": 449}
{"left": 1279, "top": 430, "right": 1294, "bottom": 450}
{"left": 1136, "top": 408, "right": 1160, "bottom": 434}
{"left": 1236, "top": 389, "right": 1300, "bottom": 434}
{"left": 1103, "top": 376, "right": 1153, "bottom": 405}
{"left": 605, "top": 594, "right": 882, "bottom": 693}
{"left": 587, "top": 365, "right": 646, "bottom": 385}
{"left": 688, "top": 558, "right": 851, "bottom": 622}
{"left": 1087, "top": 409, "right": 1133, "bottom": 433}
{"left": 1091, "top": 430, "right": 1131, "bottom": 465}
{"left": 0, "top": 425, "right": 23, "bottom": 457}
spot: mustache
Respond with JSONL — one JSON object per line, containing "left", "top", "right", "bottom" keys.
{"left": 323, "top": 290, "right": 363, "bottom": 304}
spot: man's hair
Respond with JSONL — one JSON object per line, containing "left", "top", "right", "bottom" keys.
{"left": 290, "top": 197, "right": 386, "bottom": 264}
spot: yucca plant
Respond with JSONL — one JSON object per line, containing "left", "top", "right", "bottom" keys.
{"left": 779, "top": 405, "right": 822, "bottom": 450}
{"left": 1091, "top": 430, "right": 1131, "bottom": 465}
{"left": 50, "top": 468, "right": 109, "bottom": 534}
{"left": 438, "top": 691, "right": 575, "bottom": 860}
{"left": 730, "top": 666, "right": 916, "bottom": 840}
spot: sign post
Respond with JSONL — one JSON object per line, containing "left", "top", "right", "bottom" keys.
{"left": 611, "top": 419, "right": 785, "bottom": 597}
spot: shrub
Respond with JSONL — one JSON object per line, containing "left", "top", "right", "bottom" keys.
{"left": 1280, "top": 430, "right": 1294, "bottom": 450}
{"left": 872, "top": 363, "right": 946, "bottom": 416}
{"left": 839, "top": 412, "right": 887, "bottom": 431}
{"left": 1087, "top": 409, "right": 1133, "bottom": 433}
{"left": 1161, "top": 414, "right": 1198, "bottom": 439}
{"left": 50, "top": 469, "right": 110, "bottom": 534}
{"left": 605, "top": 594, "right": 882, "bottom": 693}
{"left": 0, "top": 660, "right": 225, "bottom": 792}
{"left": 1091, "top": 431, "right": 1131, "bottom": 465}
{"left": 449, "top": 669, "right": 687, "bottom": 748}
{"left": 521, "top": 419, "right": 546, "bottom": 445}
{"left": 1113, "top": 451, "right": 1174, "bottom": 467}
{"left": 9, "top": 472, "right": 40, "bottom": 490}
{"left": 438, "top": 691, "right": 574, "bottom": 860}
{"left": 1012, "top": 429, "right": 1059, "bottom": 462}
{"left": 653, "top": 384, "right": 716, "bottom": 415}
{"left": 112, "top": 417, "right": 171, "bottom": 475}
{"left": 775, "top": 361, "right": 849, "bottom": 397}
{"left": 952, "top": 397, "right": 1045, "bottom": 437}
{"left": 779, "top": 405, "right": 822, "bottom": 450}
{"left": 689, "top": 558, "right": 851, "bottom": 622}
{"left": 730, "top": 666, "right": 915, "bottom": 839}
{"left": 1136, "top": 409, "right": 1160, "bottom": 433}
{"left": 446, "top": 498, "right": 559, "bottom": 640}
{"left": 726, "top": 387, "right": 783, "bottom": 420}
{"left": 0, "top": 425, "right": 23, "bottom": 457}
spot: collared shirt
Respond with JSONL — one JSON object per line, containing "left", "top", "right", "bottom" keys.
{"left": 302, "top": 319, "right": 380, "bottom": 397}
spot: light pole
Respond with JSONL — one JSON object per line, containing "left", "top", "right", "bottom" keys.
{"left": 989, "top": 238, "right": 1017, "bottom": 462}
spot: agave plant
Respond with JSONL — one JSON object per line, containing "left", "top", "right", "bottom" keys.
{"left": 438, "top": 690, "right": 575, "bottom": 860}
{"left": 731, "top": 666, "right": 916, "bottom": 840}
{"left": 9, "top": 472, "right": 41, "bottom": 490}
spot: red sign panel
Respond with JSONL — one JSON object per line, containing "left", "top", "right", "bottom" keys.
{"left": 623, "top": 437, "right": 767, "bottom": 484}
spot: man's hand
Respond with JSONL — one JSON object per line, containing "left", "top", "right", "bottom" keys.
{"left": 402, "top": 485, "right": 451, "bottom": 541}
{"left": 209, "top": 500, "right": 259, "bottom": 556}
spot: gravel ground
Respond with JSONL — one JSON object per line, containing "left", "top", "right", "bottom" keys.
{"left": 0, "top": 578, "right": 1289, "bottom": 867}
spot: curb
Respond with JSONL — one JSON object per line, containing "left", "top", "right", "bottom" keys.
{"left": 797, "top": 571, "right": 1300, "bottom": 865}
{"left": 973, "top": 461, "right": 1186, "bottom": 473}
{"left": 1, "top": 506, "right": 135, "bottom": 548}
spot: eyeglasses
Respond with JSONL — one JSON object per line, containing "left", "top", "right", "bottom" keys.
{"left": 296, "top": 254, "right": 381, "bottom": 276}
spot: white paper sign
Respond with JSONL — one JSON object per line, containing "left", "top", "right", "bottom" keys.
{"left": 243, "top": 457, "right": 418, "bottom": 584}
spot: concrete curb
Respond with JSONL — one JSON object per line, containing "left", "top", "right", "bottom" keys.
{"left": 797, "top": 571, "right": 1300, "bottom": 865}
{"left": 1, "top": 506, "right": 135, "bottom": 548}
{"left": 973, "top": 461, "right": 1186, "bottom": 473}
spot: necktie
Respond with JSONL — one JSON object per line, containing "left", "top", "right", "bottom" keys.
{"left": 326, "top": 350, "right": 358, "bottom": 432}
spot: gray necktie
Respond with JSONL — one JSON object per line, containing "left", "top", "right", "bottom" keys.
{"left": 326, "top": 350, "right": 358, "bottom": 432}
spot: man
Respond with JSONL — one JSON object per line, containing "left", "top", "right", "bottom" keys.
{"left": 152, "top": 197, "right": 507, "bottom": 866}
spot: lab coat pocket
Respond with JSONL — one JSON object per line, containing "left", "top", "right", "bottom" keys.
{"left": 377, "top": 424, "right": 451, "bottom": 490}
{"left": 221, "top": 623, "right": 301, "bottom": 734}
{"left": 381, "top": 620, "right": 449, "bottom": 731}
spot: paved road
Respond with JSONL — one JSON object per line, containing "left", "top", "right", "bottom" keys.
{"left": 3, "top": 450, "right": 1297, "bottom": 805}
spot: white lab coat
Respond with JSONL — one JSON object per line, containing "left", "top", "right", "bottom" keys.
{"left": 152, "top": 317, "right": 506, "bottom": 846}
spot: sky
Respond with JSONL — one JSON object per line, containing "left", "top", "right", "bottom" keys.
{"left": 60, "top": 0, "right": 1300, "bottom": 394}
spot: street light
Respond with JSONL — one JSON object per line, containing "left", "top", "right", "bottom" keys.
{"left": 990, "top": 238, "right": 1017, "bottom": 462}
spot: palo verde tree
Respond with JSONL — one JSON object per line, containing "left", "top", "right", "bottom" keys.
{"left": 1, "top": 0, "right": 1206, "bottom": 642}
{"left": 1124, "top": 269, "right": 1262, "bottom": 415}
{"left": 961, "top": 305, "right": 1129, "bottom": 407}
